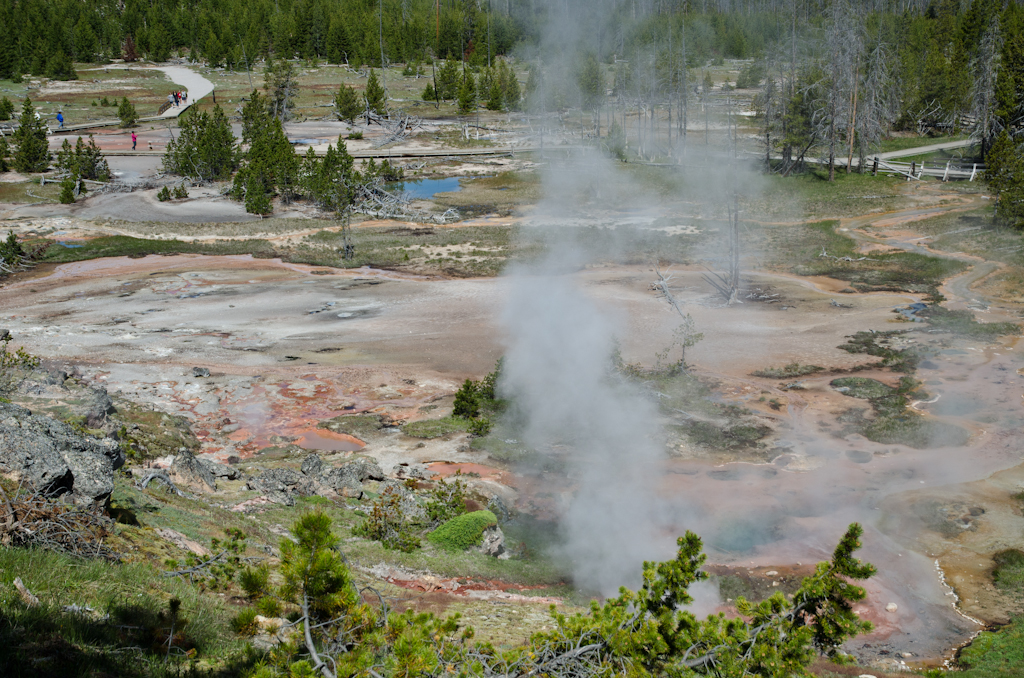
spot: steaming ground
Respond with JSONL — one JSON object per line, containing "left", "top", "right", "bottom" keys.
{"left": 3, "top": 236, "right": 1022, "bottom": 665}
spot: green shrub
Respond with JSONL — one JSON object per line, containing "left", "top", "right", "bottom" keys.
{"left": 453, "top": 379, "right": 480, "bottom": 418}
{"left": 231, "top": 607, "right": 259, "bottom": 636}
{"left": 347, "top": 131, "right": 363, "bottom": 140}
{"left": 256, "top": 596, "right": 282, "bottom": 617}
{"left": 59, "top": 177, "right": 77, "bottom": 204}
{"left": 173, "top": 183, "right": 188, "bottom": 199}
{"left": 156, "top": 186, "right": 171, "bottom": 201}
{"left": 425, "top": 474, "right": 467, "bottom": 526}
{"left": 239, "top": 563, "right": 270, "bottom": 600}
{"left": 352, "top": 486, "right": 420, "bottom": 552}
{"left": 427, "top": 510, "right": 497, "bottom": 551}
{"left": 117, "top": 97, "right": 137, "bottom": 128}
{"left": 468, "top": 417, "right": 492, "bottom": 436}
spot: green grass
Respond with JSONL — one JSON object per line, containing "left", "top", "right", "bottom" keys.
{"left": 957, "top": 616, "right": 1024, "bottom": 677}
{"left": 402, "top": 416, "right": 469, "bottom": 438}
{"left": 318, "top": 413, "right": 384, "bottom": 438}
{"left": 751, "top": 363, "right": 824, "bottom": 379}
{"left": 918, "top": 306, "right": 1021, "bottom": 338}
{"left": 427, "top": 510, "right": 498, "bottom": 551}
{"left": 0, "top": 547, "right": 250, "bottom": 678}
{"left": 36, "top": 222, "right": 521, "bottom": 278}
{"left": 831, "top": 377, "right": 894, "bottom": 399}
{"left": 993, "top": 549, "right": 1024, "bottom": 595}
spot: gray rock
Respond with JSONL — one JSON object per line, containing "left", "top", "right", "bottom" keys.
{"left": 197, "top": 457, "right": 242, "bottom": 480}
{"left": 321, "top": 465, "right": 362, "bottom": 494}
{"left": 393, "top": 463, "right": 429, "bottom": 480}
{"left": 343, "top": 457, "right": 384, "bottom": 482}
{"left": 83, "top": 386, "right": 116, "bottom": 428}
{"left": 170, "top": 450, "right": 217, "bottom": 491}
{"left": 192, "top": 367, "right": 211, "bottom": 378}
{"left": 479, "top": 525, "right": 509, "bottom": 559}
{"left": 0, "top": 402, "right": 124, "bottom": 505}
{"left": 0, "top": 330, "right": 9, "bottom": 341}
{"left": 247, "top": 468, "right": 303, "bottom": 505}
{"left": 300, "top": 453, "right": 324, "bottom": 477}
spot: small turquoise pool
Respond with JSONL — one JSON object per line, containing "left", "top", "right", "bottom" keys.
{"left": 389, "top": 177, "right": 462, "bottom": 199}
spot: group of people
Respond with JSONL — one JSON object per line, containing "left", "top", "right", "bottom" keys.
{"left": 167, "top": 90, "right": 188, "bottom": 107}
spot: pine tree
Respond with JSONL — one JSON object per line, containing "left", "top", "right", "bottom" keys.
{"left": 499, "top": 60, "right": 521, "bottom": 111}
{"left": 452, "top": 379, "right": 480, "bottom": 418}
{"left": 117, "top": 97, "right": 137, "bottom": 128}
{"left": 457, "top": 70, "right": 476, "bottom": 114}
{"left": 264, "top": 58, "right": 299, "bottom": 122}
{"left": 45, "top": 50, "right": 77, "bottom": 81}
{"left": 436, "top": 60, "right": 459, "bottom": 100}
{"left": 163, "top": 105, "right": 238, "bottom": 182}
{"left": 0, "top": 96, "right": 13, "bottom": 121}
{"left": 364, "top": 69, "right": 386, "bottom": 117}
{"left": 0, "top": 136, "right": 10, "bottom": 173}
{"left": 486, "top": 75, "right": 503, "bottom": 111}
{"left": 12, "top": 98, "right": 50, "bottom": 173}
{"left": 334, "top": 84, "right": 362, "bottom": 123}
{"left": 985, "top": 131, "right": 1024, "bottom": 227}
{"left": 576, "top": 52, "right": 602, "bottom": 111}
{"left": 422, "top": 81, "right": 436, "bottom": 102}
{"left": 59, "top": 177, "right": 77, "bottom": 204}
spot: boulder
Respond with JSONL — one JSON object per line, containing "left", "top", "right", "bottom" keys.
{"left": 197, "top": 457, "right": 242, "bottom": 480}
{"left": 393, "top": 463, "right": 429, "bottom": 480}
{"left": 300, "top": 453, "right": 324, "bottom": 477}
{"left": 247, "top": 468, "right": 304, "bottom": 505}
{"left": 344, "top": 457, "right": 385, "bottom": 481}
{"left": 170, "top": 450, "right": 217, "bottom": 491}
{"left": 83, "top": 386, "right": 116, "bottom": 427}
{"left": 192, "top": 367, "right": 211, "bottom": 378}
{"left": 0, "top": 402, "right": 124, "bottom": 506}
{"left": 479, "top": 525, "right": 509, "bottom": 559}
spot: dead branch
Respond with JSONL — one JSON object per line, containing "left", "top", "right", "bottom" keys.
{"left": 0, "top": 485, "right": 117, "bottom": 559}
{"left": 13, "top": 577, "right": 40, "bottom": 607}
{"left": 137, "top": 470, "right": 186, "bottom": 497}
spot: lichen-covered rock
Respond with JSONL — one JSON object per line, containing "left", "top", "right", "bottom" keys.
{"left": 344, "top": 457, "right": 385, "bottom": 481}
{"left": 83, "top": 386, "right": 116, "bottom": 428}
{"left": 170, "top": 450, "right": 217, "bottom": 491}
{"left": 300, "top": 453, "right": 324, "bottom": 477}
{"left": 197, "top": 457, "right": 242, "bottom": 480}
{"left": 247, "top": 468, "right": 304, "bottom": 505}
{"left": 0, "top": 402, "right": 124, "bottom": 506}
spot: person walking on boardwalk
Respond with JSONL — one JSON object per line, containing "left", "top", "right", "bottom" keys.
{"left": 56, "top": 111, "right": 64, "bottom": 129}
{"left": 131, "top": 131, "right": 137, "bottom": 150}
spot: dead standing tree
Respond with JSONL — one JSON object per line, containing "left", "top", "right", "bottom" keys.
{"left": 809, "top": 0, "right": 862, "bottom": 181}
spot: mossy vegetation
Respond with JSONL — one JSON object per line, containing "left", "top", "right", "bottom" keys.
{"left": 957, "top": 616, "right": 1024, "bottom": 678}
{"left": 401, "top": 416, "right": 469, "bottom": 438}
{"left": 427, "top": 510, "right": 498, "bottom": 551}
{"left": 317, "top": 413, "right": 384, "bottom": 438}
{"left": 992, "top": 549, "right": 1024, "bottom": 595}
{"left": 751, "top": 363, "right": 824, "bottom": 379}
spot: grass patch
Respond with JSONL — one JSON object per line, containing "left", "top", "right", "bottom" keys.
{"left": 830, "top": 377, "right": 894, "bottom": 399}
{"left": 402, "top": 416, "right": 469, "bottom": 439}
{"left": 318, "top": 413, "right": 384, "bottom": 438}
{"left": 768, "top": 219, "right": 967, "bottom": 294}
{"left": 0, "top": 547, "right": 249, "bottom": 678}
{"left": 829, "top": 374, "right": 970, "bottom": 449}
{"left": 918, "top": 306, "right": 1020, "bottom": 338}
{"left": 674, "top": 420, "right": 772, "bottom": 450}
{"left": 427, "top": 510, "right": 498, "bottom": 551}
{"left": 957, "top": 616, "right": 1024, "bottom": 677}
{"left": 37, "top": 222, "right": 521, "bottom": 278}
{"left": 0, "top": 179, "right": 63, "bottom": 204}
{"left": 752, "top": 363, "right": 824, "bottom": 379}
{"left": 993, "top": 549, "right": 1024, "bottom": 596}
{"left": 837, "top": 330, "right": 919, "bottom": 373}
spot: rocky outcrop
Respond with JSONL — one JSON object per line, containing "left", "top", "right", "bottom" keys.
{"left": 170, "top": 450, "right": 218, "bottom": 491}
{"left": 246, "top": 453, "right": 385, "bottom": 505}
{"left": 0, "top": 402, "right": 124, "bottom": 506}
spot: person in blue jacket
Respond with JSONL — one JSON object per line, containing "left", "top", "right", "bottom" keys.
{"left": 56, "top": 111, "right": 64, "bottom": 129}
